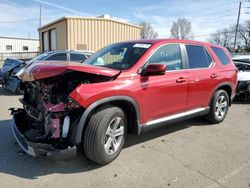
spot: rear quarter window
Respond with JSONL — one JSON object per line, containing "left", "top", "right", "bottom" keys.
{"left": 186, "top": 45, "right": 212, "bottom": 69}
{"left": 211, "top": 47, "right": 230, "bottom": 65}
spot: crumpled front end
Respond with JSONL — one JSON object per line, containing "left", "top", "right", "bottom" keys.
{"left": 11, "top": 77, "right": 83, "bottom": 158}
{"left": 12, "top": 109, "right": 77, "bottom": 159}
{"left": 11, "top": 64, "right": 118, "bottom": 159}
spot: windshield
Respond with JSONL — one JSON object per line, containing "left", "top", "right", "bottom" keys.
{"left": 26, "top": 53, "right": 50, "bottom": 64}
{"left": 84, "top": 42, "right": 151, "bottom": 70}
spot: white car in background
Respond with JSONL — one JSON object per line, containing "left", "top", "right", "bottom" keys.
{"left": 232, "top": 55, "right": 250, "bottom": 101}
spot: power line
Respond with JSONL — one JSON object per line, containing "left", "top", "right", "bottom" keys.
{"left": 190, "top": 14, "right": 237, "bottom": 25}
{"left": 179, "top": 3, "right": 239, "bottom": 17}
{"left": 181, "top": 2, "right": 233, "bottom": 15}
{"left": 194, "top": 29, "right": 249, "bottom": 38}
{"left": 194, "top": 9, "right": 238, "bottom": 17}
{"left": 0, "top": 19, "right": 39, "bottom": 24}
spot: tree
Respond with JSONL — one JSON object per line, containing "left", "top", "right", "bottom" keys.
{"left": 139, "top": 22, "right": 158, "bottom": 39}
{"left": 209, "top": 28, "right": 233, "bottom": 48}
{"left": 238, "top": 21, "right": 250, "bottom": 50}
{"left": 170, "top": 18, "right": 193, "bottom": 39}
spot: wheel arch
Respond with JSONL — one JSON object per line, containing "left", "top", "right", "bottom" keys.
{"left": 209, "top": 82, "right": 233, "bottom": 106}
{"left": 74, "top": 96, "right": 141, "bottom": 144}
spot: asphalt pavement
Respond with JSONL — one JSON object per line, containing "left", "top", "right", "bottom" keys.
{"left": 0, "top": 87, "right": 249, "bottom": 188}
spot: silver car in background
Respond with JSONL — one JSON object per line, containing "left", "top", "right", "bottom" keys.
{"left": 233, "top": 55, "right": 250, "bottom": 101}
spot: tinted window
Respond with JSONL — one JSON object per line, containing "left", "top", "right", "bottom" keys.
{"left": 212, "top": 47, "right": 230, "bottom": 65}
{"left": 147, "top": 44, "right": 182, "bottom": 70}
{"left": 70, "top": 53, "right": 86, "bottom": 62}
{"left": 46, "top": 53, "right": 67, "bottom": 61}
{"left": 186, "top": 45, "right": 211, "bottom": 69}
{"left": 205, "top": 50, "right": 213, "bottom": 64}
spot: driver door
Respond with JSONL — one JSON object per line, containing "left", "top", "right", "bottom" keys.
{"left": 139, "top": 44, "right": 188, "bottom": 125}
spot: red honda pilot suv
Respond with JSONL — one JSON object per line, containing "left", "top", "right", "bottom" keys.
{"left": 12, "top": 39, "right": 237, "bottom": 164}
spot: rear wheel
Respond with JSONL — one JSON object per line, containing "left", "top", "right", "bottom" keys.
{"left": 83, "top": 105, "right": 127, "bottom": 165}
{"left": 205, "top": 90, "right": 229, "bottom": 123}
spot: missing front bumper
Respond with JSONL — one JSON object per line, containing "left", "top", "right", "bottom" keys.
{"left": 12, "top": 111, "right": 77, "bottom": 160}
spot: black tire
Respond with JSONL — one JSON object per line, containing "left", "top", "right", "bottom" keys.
{"left": 205, "top": 89, "right": 229, "bottom": 124}
{"left": 83, "top": 105, "right": 127, "bottom": 165}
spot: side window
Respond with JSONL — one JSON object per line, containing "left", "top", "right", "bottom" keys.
{"left": 147, "top": 44, "right": 182, "bottom": 71}
{"left": 211, "top": 47, "right": 230, "bottom": 65}
{"left": 186, "top": 45, "right": 212, "bottom": 69}
{"left": 70, "top": 53, "right": 86, "bottom": 62}
{"left": 46, "top": 53, "right": 67, "bottom": 61}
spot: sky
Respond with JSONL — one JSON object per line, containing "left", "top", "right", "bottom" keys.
{"left": 0, "top": 0, "right": 249, "bottom": 41}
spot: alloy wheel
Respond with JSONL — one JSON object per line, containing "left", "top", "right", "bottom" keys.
{"left": 104, "top": 117, "right": 124, "bottom": 155}
{"left": 215, "top": 95, "right": 228, "bottom": 119}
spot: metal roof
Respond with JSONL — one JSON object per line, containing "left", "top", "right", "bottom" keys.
{"left": 38, "top": 16, "right": 142, "bottom": 30}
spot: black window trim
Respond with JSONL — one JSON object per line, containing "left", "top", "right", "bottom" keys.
{"left": 139, "top": 43, "right": 188, "bottom": 73}
{"left": 184, "top": 44, "right": 215, "bottom": 70}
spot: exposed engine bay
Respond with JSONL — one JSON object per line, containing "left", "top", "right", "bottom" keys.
{"left": 13, "top": 70, "right": 113, "bottom": 151}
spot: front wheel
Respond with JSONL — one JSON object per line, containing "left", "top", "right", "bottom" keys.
{"left": 205, "top": 90, "right": 229, "bottom": 124}
{"left": 83, "top": 105, "right": 127, "bottom": 165}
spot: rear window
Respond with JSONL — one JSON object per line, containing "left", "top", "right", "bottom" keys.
{"left": 186, "top": 45, "right": 212, "bottom": 69}
{"left": 211, "top": 47, "right": 230, "bottom": 65}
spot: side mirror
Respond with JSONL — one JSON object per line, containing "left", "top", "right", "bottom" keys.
{"left": 141, "top": 64, "right": 166, "bottom": 76}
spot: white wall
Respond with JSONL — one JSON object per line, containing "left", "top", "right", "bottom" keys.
{"left": 0, "top": 37, "right": 39, "bottom": 53}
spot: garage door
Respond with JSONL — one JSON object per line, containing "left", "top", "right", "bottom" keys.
{"left": 43, "top": 31, "right": 49, "bottom": 52}
{"left": 50, "top": 29, "right": 56, "bottom": 51}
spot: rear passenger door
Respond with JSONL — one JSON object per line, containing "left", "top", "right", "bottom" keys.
{"left": 185, "top": 45, "right": 217, "bottom": 109}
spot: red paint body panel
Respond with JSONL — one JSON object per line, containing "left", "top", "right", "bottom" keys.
{"left": 69, "top": 39, "right": 237, "bottom": 125}
{"left": 23, "top": 39, "right": 237, "bottom": 125}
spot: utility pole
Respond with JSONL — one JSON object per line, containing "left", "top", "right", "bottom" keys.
{"left": 233, "top": 1, "right": 241, "bottom": 52}
{"left": 39, "top": 4, "right": 42, "bottom": 27}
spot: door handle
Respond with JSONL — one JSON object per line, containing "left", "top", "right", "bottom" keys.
{"left": 211, "top": 73, "right": 218, "bottom": 79}
{"left": 176, "top": 77, "right": 186, "bottom": 83}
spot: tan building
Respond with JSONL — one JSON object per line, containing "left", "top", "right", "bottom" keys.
{"left": 38, "top": 16, "right": 142, "bottom": 53}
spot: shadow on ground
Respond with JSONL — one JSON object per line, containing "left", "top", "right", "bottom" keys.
{"left": 0, "top": 117, "right": 211, "bottom": 179}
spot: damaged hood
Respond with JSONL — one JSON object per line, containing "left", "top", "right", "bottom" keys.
{"left": 1, "top": 58, "right": 24, "bottom": 73}
{"left": 17, "top": 61, "right": 121, "bottom": 81}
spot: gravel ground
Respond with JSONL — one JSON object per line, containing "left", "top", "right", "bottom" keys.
{"left": 0, "top": 87, "right": 249, "bottom": 188}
